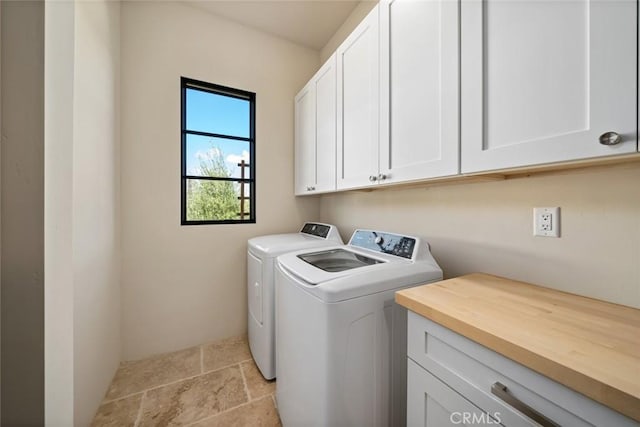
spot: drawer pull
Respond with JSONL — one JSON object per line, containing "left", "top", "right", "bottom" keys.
{"left": 491, "top": 382, "right": 560, "bottom": 427}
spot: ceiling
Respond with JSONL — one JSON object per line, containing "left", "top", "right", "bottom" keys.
{"left": 187, "top": 1, "right": 362, "bottom": 50}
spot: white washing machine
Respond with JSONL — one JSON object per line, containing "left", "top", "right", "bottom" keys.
{"left": 275, "top": 230, "right": 443, "bottom": 427}
{"left": 247, "top": 222, "right": 342, "bottom": 380}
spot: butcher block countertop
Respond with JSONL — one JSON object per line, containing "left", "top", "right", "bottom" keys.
{"left": 395, "top": 273, "right": 640, "bottom": 422}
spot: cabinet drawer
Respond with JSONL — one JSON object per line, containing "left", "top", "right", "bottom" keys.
{"left": 408, "top": 312, "right": 638, "bottom": 427}
{"left": 408, "top": 358, "right": 502, "bottom": 427}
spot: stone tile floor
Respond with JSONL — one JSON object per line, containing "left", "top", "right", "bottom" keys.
{"left": 91, "top": 335, "right": 280, "bottom": 426}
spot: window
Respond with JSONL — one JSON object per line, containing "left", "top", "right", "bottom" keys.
{"left": 181, "top": 77, "right": 256, "bottom": 225}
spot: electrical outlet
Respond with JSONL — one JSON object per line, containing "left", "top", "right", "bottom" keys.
{"left": 534, "top": 207, "right": 560, "bottom": 237}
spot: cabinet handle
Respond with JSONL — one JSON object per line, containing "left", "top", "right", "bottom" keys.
{"left": 491, "top": 382, "right": 560, "bottom": 427}
{"left": 599, "top": 131, "right": 622, "bottom": 146}
{"left": 378, "top": 173, "right": 388, "bottom": 181}
{"left": 369, "top": 175, "right": 378, "bottom": 182}
{"left": 310, "top": 186, "right": 315, "bottom": 191}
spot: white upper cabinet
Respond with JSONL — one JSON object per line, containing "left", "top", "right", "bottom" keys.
{"left": 336, "top": 5, "right": 380, "bottom": 190}
{"left": 379, "top": 0, "right": 460, "bottom": 183}
{"left": 294, "top": 55, "right": 337, "bottom": 195}
{"left": 296, "top": 0, "right": 638, "bottom": 194}
{"left": 461, "top": 0, "right": 638, "bottom": 173}
{"left": 315, "top": 56, "right": 337, "bottom": 193}
{"left": 294, "top": 82, "right": 316, "bottom": 195}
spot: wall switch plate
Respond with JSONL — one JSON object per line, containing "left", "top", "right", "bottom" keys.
{"left": 534, "top": 207, "right": 560, "bottom": 237}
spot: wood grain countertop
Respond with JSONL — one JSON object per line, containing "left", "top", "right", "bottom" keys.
{"left": 395, "top": 273, "right": 640, "bottom": 422}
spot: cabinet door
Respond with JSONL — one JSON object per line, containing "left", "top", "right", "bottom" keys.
{"left": 314, "top": 54, "right": 337, "bottom": 193}
{"left": 380, "top": 0, "right": 459, "bottom": 184}
{"left": 461, "top": 0, "right": 638, "bottom": 173}
{"left": 294, "top": 83, "right": 316, "bottom": 195}
{"left": 408, "top": 359, "right": 502, "bottom": 427}
{"left": 337, "top": 5, "right": 380, "bottom": 190}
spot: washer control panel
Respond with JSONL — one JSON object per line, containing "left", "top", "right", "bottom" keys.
{"left": 349, "top": 230, "right": 417, "bottom": 259}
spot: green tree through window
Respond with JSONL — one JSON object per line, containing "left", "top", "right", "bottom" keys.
{"left": 186, "top": 145, "right": 238, "bottom": 221}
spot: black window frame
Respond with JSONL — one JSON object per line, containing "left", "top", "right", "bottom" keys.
{"left": 180, "top": 77, "right": 256, "bottom": 225}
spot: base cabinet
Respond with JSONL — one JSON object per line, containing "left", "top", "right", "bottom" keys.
{"left": 408, "top": 359, "right": 501, "bottom": 426}
{"left": 407, "top": 312, "right": 638, "bottom": 427}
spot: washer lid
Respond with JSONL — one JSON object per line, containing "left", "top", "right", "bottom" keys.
{"left": 276, "top": 230, "right": 444, "bottom": 303}
{"left": 277, "top": 246, "right": 399, "bottom": 288}
{"left": 277, "top": 250, "right": 443, "bottom": 303}
{"left": 297, "top": 248, "right": 383, "bottom": 272}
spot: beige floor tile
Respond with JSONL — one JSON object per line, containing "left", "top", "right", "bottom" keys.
{"left": 191, "top": 396, "right": 281, "bottom": 427}
{"left": 202, "top": 335, "right": 251, "bottom": 372}
{"left": 241, "top": 359, "right": 275, "bottom": 400}
{"left": 91, "top": 393, "right": 142, "bottom": 427}
{"left": 138, "top": 365, "right": 248, "bottom": 426}
{"left": 105, "top": 346, "right": 201, "bottom": 400}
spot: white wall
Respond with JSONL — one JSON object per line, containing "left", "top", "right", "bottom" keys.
{"left": 320, "top": 0, "right": 377, "bottom": 63}
{"left": 321, "top": 164, "right": 640, "bottom": 308}
{"left": 72, "top": 1, "right": 121, "bottom": 425}
{"left": 44, "top": 1, "right": 74, "bottom": 424}
{"left": 121, "top": 1, "right": 320, "bottom": 360}
{"left": 1, "top": 1, "right": 45, "bottom": 424}
{"left": 44, "top": 1, "right": 121, "bottom": 425}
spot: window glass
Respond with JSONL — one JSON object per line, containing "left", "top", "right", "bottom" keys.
{"left": 185, "top": 135, "right": 251, "bottom": 179}
{"left": 185, "top": 178, "right": 251, "bottom": 222}
{"left": 185, "top": 88, "right": 250, "bottom": 138}
{"left": 181, "top": 78, "right": 255, "bottom": 224}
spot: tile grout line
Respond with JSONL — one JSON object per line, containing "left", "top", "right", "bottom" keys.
{"left": 184, "top": 395, "right": 274, "bottom": 427}
{"left": 200, "top": 345, "right": 204, "bottom": 374}
{"left": 101, "top": 359, "right": 253, "bottom": 404}
{"left": 200, "top": 358, "right": 253, "bottom": 377}
{"left": 133, "top": 391, "right": 146, "bottom": 427}
{"left": 101, "top": 390, "right": 145, "bottom": 406}
{"left": 239, "top": 361, "right": 252, "bottom": 401}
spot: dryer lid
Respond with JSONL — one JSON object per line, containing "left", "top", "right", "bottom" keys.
{"left": 248, "top": 223, "right": 343, "bottom": 258}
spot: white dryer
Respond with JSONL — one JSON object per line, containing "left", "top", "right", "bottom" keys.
{"left": 247, "top": 223, "right": 342, "bottom": 380}
{"left": 275, "top": 230, "right": 443, "bottom": 427}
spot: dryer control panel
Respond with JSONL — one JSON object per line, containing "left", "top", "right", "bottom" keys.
{"left": 300, "top": 223, "right": 331, "bottom": 239}
{"left": 349, "top": 230, "right": 417, "bottom": 259}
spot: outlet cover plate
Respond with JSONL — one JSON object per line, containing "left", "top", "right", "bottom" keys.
{"left": 534, "top": 207, "right": 560, "bottom": 237}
